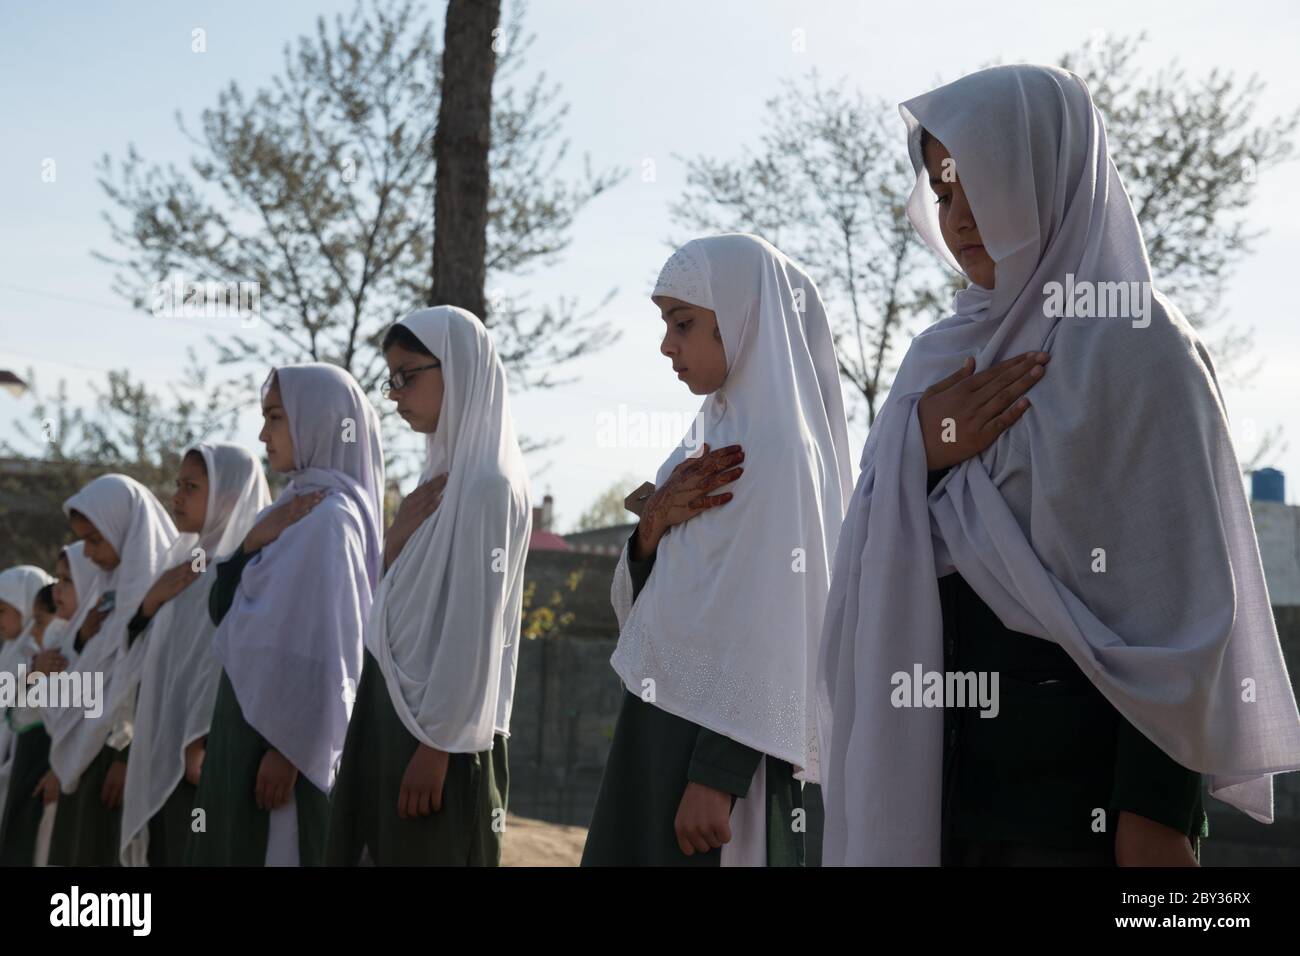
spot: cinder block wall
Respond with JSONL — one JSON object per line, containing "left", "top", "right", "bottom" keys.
{"left": 508, "top": 550, "right": 622, "bottom": 827}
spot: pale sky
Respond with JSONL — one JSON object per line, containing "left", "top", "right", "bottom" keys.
{"left": 3, "top": 0, "right": 1298, "bottom": 528}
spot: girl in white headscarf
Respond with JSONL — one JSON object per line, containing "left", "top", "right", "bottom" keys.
{"left": 581, "top": 233, "right": 853, "bottom": 866}
{"left": 818, "top": 64, "right": 1300, "bottom": 866}
{"left": 187, "top": 364, "right": 384, "bottom": 867}
{"left": 327, "top": 306, "right": 532, "bottom": 866}
{"left": 0, "top": 566, "right": 56, "bottom": 841}
{"left": 43, "top": 474, "right": 179, "bottom": 866}
{"left": 118, "top": 443, "right": 270, "bottom": 866}
{"left": 21, "top": 544, "right": 102, "bottom": 865}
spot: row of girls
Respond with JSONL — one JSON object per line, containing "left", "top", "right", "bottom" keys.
{"left": 578, "top": 64, "right": 1300, "bottom": 867}
{"left": 0, "top": 306, "right": 533, "bottom": 865}
{"left": 3, "top": 63, "right": 1300, "bottom": 870}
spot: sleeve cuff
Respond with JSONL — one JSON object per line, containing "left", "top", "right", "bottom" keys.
{"left": 687, "top": 727, "right": 763, "bottom": 798}
{"left": 1110, "top": 717, "right": 1203, "bottom": 836}
{"left": 126, "top": 609, "right": 152, "bottom": 644}
{"left": 626, "top": 525, "right": 657, "bottom": 600}
{"left": 209, "top": 544, "right": 252, "bottom": 626}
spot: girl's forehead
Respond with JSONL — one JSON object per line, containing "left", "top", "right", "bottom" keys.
{"left": 70, "top": 514, "right": 99, "bottom": 535}
{"left": 654, "top": 295, "right": 702, "bottom": 315}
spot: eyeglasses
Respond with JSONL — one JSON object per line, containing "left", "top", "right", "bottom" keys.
{"left": 381, "top": 361, "right": 441, "bottom": 398}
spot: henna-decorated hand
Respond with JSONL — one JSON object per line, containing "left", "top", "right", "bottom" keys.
{"left": 633, "top": 443, "right": 744, "bottom": 560}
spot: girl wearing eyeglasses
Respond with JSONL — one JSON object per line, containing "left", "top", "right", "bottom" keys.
{"left": 327, "top": 307, "right": 531, "bottom": 866}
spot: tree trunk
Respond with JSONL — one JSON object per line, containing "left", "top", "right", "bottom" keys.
{"left": 431, "top": 0, "right": 501, "bottom": 320}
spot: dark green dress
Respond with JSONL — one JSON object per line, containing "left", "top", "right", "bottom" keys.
{"left": 46, "top": 743, "right": 125, "bottom": 867}
{"left": 581, "top": 528, "right": 805, "bottom": 867}
{"left": 184, "top": 546, "right": 330, "bottom": 866}
{"left": 121, "top": 608, "right": 200, "bottom": 867}
{"left": 0, "top": 723, "right": 52, "bottom": 865}
{"left": 326, "top": 650, "right": 509, "bottom": 866}
{"left": 927, "top": 466, "right": 1208, "bottom": 866}
{"left": 147, "top": 778, "right": 198, "bottom": 867}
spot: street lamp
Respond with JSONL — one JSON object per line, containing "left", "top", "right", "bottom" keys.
{"left": 0, "top": 370, "right": 28, "bottom": 397}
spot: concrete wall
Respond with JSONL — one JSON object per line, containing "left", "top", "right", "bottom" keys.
{"left": 508, "top": 632, "right": 622, "bottom": 827}
{"left": 1253, "top": 500, "right": 1300, "bottom": 606}
{"left": 507, "top": 550, "right": 622, "bottom": 826}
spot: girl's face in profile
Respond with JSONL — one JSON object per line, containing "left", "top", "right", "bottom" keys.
{"left": 923, "top": 135, "right": 997, "bottom": 290}
{"left": 258, "top": 377, "right": 296, "bottom": 474}
{"left": 653, "top": 296, "right": 728, "bottom": 395}
{"left": 53, "top": 554, "right": 77, "bottom": 621}
{"left": 384, "top": 344, "right": 444, "bottom": 434}
{"left": 0, "top": 601, "right": 20, "bottom": 641}
{"left": 32, "top": 598, "right": 53, "bottom": 634}
{"left": 172, "top": 453, "right": 209, "bottom": 534}
{"left": 70, "top": 511, "right": 120, "bottom": 571}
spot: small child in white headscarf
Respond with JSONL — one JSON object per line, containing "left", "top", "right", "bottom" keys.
{"left": 0, "top": 549, "right": 89, "bottom": 865}
{"left": 44, "top": 475, "right": 178, "bottom": 866}
{"left": 0, "top": 566, "right": 56, "bottom": 840}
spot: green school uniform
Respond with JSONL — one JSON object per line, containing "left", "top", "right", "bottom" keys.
{"left": 184, "top": 546, "right": 329, "bottom": 866}
{"left": 0, "top": 724, "right": 52, "bottom": 865}
{"left": 326, "top": 650, "right": 509, "bottom": 865}
{"left": 119, "top": 609, "right": 203, "bottom": 867}
{"left": 145, "top": 779, "right": 198, "bottom": 867}
{"left": 46, "top": 743, "right": 125, "bottom": 867}
{"left": 927, "top": 467, "right": 1208, "bottom": 866}
{"left": 581, "top": 528, "right": 804, "bottom": 867}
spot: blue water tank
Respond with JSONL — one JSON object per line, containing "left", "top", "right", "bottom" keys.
{"left": 1252, "top": 467, "right": 1285, "bottom": 503}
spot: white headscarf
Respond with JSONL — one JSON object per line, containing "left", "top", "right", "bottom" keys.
{"left": 4, "top": 565, "right": 62, "bottom": 734}
{"left": 27, "top": 544, "right": 104, "bottom": 738}
{"left": 40, "top": 542, "right": 106, "bottom": 662}
{"left": 0, "top": 567, "right": 55, "bottom": 634}
{"left": 46, "top": 475, "right": 179, "bottom": 791}
{"left": 120, "top": 442, "right": 270, "bottom": 865}
{"left": 817, "top": 64, "right": 1300, "bottom": 865}
{"left": 0, "top": 566, "right": 56, "bottom": 701}
{"left": 365, "top": 307, "right": 532, "bottom": 754}
{"left": 609, "top": 234, "right": 853, "bottom": 781}
{"left": 212, "top": 363, "right": 384, "bottom": 793}
{"left": 0, "top": 566, "right": 56, "bottom": 822}
{"left": 0, "top": 566, "right": 54, "bottom": 687}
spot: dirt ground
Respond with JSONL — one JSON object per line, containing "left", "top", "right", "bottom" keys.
{"left": 500, "top": 813, "right": 587, "bottom": 867}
